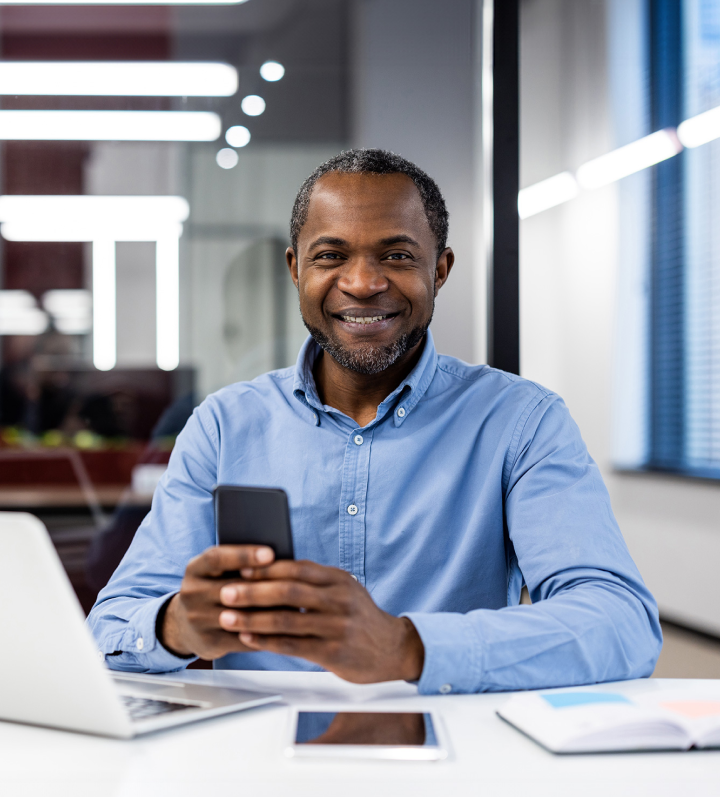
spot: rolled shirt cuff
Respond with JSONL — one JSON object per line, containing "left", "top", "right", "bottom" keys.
{"left": 97, "top": 592, "right": 197, "bottom": 673}
{"left": 402, "top": 611, "right": 483, "bottom": 695}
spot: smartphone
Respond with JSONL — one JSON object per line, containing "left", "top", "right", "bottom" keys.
{"left": 285, "top": 710, "right": 449, "bottom": 761}
{"left": 213, "top": 485, "right": 295, "bottom": 560}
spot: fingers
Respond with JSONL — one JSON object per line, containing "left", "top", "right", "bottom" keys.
{"left": 219, "top": 608, "right": 346, "bottom": 638}
{"left": 186, "top": 545, "right": 275, "bottom": 578}
{"left": 239, "top": 632, "right": 328, "bottom": 660}
{"left": 219, "top": 580, "right": 332, "bottom": 611}
{"left": 239, "top": 559, "right": 348, "bottom": 586}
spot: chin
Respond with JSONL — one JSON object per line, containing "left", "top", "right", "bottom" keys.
{"left": 303, "top": 320, "right": 429, "bottom": 376}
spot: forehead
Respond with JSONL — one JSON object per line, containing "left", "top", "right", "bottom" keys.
{"left": 300, "top": 172, "right": 432, "bottom": 244}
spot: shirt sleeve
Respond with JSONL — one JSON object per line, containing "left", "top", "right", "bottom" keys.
{"left": 404, "top": 393, "right": 662, "bottom": 695}
{"left": 86, "top": 402, "right": 221, "bottom": 673}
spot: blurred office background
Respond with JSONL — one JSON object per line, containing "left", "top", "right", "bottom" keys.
{"left": 0, "top": 0, "right": 718, "bottom": 675}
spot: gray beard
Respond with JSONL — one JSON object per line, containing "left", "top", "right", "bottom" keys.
{"left": 302, "top": 312, "right": 432, "bottom": 376}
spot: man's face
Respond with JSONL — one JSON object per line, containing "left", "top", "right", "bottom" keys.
{"left": 287, "top": 172, "right": 453, "bottom": 375}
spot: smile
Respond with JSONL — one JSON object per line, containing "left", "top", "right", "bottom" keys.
{"left": 340, "top": 314, "right": 394, "bottom": 324}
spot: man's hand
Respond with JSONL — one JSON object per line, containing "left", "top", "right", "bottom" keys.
{"left": 216, "top": 559, "right": 425, "bottom": 684}
{"left": 160, "top": 545, "right": 276, "bottom": 660}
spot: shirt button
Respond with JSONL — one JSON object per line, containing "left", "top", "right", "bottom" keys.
{"left": 439, "top": 683, "right": 452, "bottom": 694}
{"left": 97, "top": 650, "right": 104, "bottom": 662}
{"left": 136, "top": 637, "right": 144, "bottom": 651}
{"left": 397, "top": 407, "right": 406, "bottom": 418}
{"left": 347, "top": 504, "right": 358, "bottom": 515}
{"left": 354, "top": 434, "right": 364, "bottom": 445}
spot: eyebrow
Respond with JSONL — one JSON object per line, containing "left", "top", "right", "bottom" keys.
{"left": 308, "top": 234, "right": 421, "bottom": 251}
{"left": 378, "top": 234, "right": 420, "bottom": 247}
{"left": 308, "top": 236, "right": 348, "bottom": 250}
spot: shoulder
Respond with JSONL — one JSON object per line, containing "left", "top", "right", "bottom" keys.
{"left": 433, "top": 354, "right": 556, "bottom": 413}
{"left": 193, "top": 366, "right": 296, "bottom": 434}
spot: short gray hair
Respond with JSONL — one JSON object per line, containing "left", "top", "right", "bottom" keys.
{"left": 290, "top": 148, "right": 449, "bottom": 256}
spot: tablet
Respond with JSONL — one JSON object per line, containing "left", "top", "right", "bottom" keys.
{"left": 285, "top": 709, "right": 449, "bottom": 761}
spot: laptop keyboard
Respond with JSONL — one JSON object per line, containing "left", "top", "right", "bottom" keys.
{"left": 121, "top": 694, "right": 201, "bottom": 721}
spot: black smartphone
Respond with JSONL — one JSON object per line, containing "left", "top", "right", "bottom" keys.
{"left": 213, "top": 485, "right": 295, "bottom": 560}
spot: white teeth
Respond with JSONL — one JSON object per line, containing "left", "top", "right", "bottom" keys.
{"left": 341, "top": 315, "right": 388, "bottom": 324}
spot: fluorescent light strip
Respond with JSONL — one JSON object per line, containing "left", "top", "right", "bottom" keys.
{"left": 520, "top": 102, "right": 720, "bottom": 219}
{"left": 0, "top": 195, "right": 189, "bottom": 241}
{"left": 0, "top": 111, "right": 220, "bottom": 141}
{"left": 0, "top": 0, "right": 246, "bottom": 4}
{"left": 93, "top": 240, "right": 116, "bottom": 371}
{"left": 0, "top": 196, "right": 186, "bottom": 371}
{"left": 576, "top": 129, "right": 682, "bottom": 190}
{"left": 677, "top": 105, "right": 720, "bottom": 148}
{"left": 156, "top": 236, "right": 180, "bottom": 372}
{"left": 0, "top": 62, "right": 238, "bottom": 97}
{"left": 518, "top": 172, "right": 578, "bottom": 219}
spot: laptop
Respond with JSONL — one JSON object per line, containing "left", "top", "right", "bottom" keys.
{"left": 0, "top": 511, "right": 281, "bottom": 738}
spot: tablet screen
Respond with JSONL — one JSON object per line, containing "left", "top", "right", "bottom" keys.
{"left": 294, "top": 711, "right": 438, "bottom": 746}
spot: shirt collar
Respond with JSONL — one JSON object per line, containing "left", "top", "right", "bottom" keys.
{"left": 292, "top": 329, "right": 439, "bottom": 428}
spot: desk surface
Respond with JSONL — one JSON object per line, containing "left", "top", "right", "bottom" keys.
{"left": 2, "top": 672, "right": 719, "bottom": 797}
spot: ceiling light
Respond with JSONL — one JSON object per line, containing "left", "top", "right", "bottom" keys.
{"left": 156, "top": 236, "right": 180, "bottom": 372}
{"left": 0, "top": 290, "right": 48, "bottom": 336}
{"left": 0, "top": 195, "right": 186, "bottom": 372}
{"left": 677, "top": 105, "right": 720, "bottom": 148}
{"left": 241, "top": 95, "right": 266, "bottom": 116}
{"left": 0, "top": 110, "right": 221, "bottom": 142}
{"left": 576, "top": 129, "right": 682, "bottom": 190}
{"left": 42, "top": 290, "right": 92, "bottom": 335}
{"left": 216, "top": 148, "right": 239, "bottom": 169}
{"left": 225, "top": 125, "right": 251, "bottom": 148}
{"left": 92, "top": 240, "right": 116, "bottom": 371}
{"left": 260, "top": 61, "right": 285, "bottom": 82}
{"left": 0, "top": 195, "right": 190, "bottom": 241}
{"left": 0, "top": 62, "right": 237, "bottom": 97}
{"left": 518, "top": 172, "right": 578, "bottom": 219}
{"left": 0, "top": 0, "right": 248, "bottom": 4}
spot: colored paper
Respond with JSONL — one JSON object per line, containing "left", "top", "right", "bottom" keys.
{"left": 542, "top": 692, "right": 631, "bottom": 709}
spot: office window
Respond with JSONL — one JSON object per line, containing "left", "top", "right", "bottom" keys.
{"left": 614, "top": 0, "right": 720, "bottom": 479}
{"left": 0, "top": 1, "right": 478, "bottom": 612}
{"left": 0, "top": 3, "right": 348, "bottom": 611}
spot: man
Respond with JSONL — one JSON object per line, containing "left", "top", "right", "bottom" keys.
{"left": 89, "top": 149, "right": 662, "bottom": 694}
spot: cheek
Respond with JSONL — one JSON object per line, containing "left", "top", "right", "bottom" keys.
{"left": 298, "top": 277, "right": 329, "bottom": 315}
{"left": 404, "top": 277, "right": 436, "bottom": 308}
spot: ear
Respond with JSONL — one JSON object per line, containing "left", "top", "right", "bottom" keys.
{"left": 434, "top": 248, "right": 454, "bottom": 296}
{"left": 286, "top": 246, "right": 299, "bottom": 288}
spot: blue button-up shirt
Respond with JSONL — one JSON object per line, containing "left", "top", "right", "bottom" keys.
{"left": 88, "top": 331, "right": 661, "bottom": 694}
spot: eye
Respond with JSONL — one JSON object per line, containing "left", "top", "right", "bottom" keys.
{"left": 385, "top": 252, "right": 412, "bottom": 261}
{"left": 315, "top": 251, "right": 344, "bottom": 261}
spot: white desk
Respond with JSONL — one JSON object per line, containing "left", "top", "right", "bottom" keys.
{"left": 2, "top": 673, "right": 719, "bottom": 797}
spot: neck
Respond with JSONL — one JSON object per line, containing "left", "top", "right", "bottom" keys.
{"left": 313, "top": 337, "right": 426, "bottom": 428}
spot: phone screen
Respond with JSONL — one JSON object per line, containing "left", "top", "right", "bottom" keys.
{"left": 294, "top": 712, "right": 438, "bottom": 747}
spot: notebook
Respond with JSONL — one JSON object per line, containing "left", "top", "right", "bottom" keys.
{"left": 497, "top": 688, "right": 720, "bottom": 753}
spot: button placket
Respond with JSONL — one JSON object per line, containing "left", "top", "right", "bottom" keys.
{"left": 337, "top": 427, "right": 373, "bottom": 585}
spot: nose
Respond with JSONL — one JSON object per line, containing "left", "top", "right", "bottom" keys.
{"left": 336, "top": 257, "right": 389, "bottom": 299}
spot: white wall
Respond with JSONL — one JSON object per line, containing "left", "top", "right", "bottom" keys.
{"left": 520, "top": 0, "right": 720, "bottom": 635}
{"left": 352, "top": 0, "right": 482, "bottom": 364}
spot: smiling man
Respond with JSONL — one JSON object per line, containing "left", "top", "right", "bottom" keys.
{"left": 89, "top": 149, "right": 662, "bottom": 693}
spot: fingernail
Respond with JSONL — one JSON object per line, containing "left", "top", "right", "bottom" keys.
{"left": 241, "top": 568, "right": 254, "bottom": 578}
{"left": 240, "top": 633, "right": 254, "bottom": 645}
{"left": 220, "top": 585, "right": 237, "bottom": 603}
{"left": 256, "top": 547, "right": 273, "bottom": 564}
{"left": 220, "top": 610, "right": 236, "bottom": 628}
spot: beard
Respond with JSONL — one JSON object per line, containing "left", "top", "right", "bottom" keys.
{"left": 302, "top": 306, "right": 433, "bottom": 376}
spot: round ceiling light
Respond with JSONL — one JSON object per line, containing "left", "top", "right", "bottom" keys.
{"left": 241, "top": 95, "right": 266, "bottom": 116}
